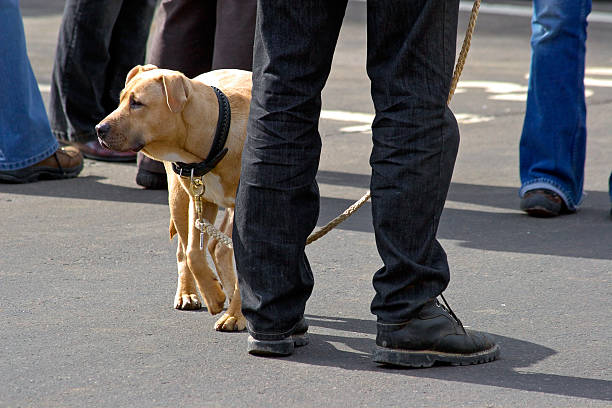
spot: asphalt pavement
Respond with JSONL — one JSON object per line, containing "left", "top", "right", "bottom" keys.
{"left": 1, "top": 1, "right": 611, "bottom": 407}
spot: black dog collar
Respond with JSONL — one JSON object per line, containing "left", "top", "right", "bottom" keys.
{"left": 172, "top": 86, "right": 231, "bottom": 178}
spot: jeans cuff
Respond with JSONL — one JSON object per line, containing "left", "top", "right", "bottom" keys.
{"left": 0, "top": 140, "right": 58, "bottom": 171}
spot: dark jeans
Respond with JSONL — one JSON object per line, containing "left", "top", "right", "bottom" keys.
{"left": 50, "top": 0, "right": 155, "bottom": 143}
{"left": 233, "top": 0, "right": 460, "bottom": 337}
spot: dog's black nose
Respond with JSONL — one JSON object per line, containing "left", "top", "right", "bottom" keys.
{"left": 95, "top": 122, "right": 110, "bottom": 139}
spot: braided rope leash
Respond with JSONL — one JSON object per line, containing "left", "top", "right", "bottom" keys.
{"left": 307, "top": 0, "right": 481, "bottom": 246}
{"left": 202, "top": 0, "right": 481, "bottom": 249}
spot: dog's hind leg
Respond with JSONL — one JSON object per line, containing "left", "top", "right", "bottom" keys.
{"left": 208, "top": 208, "right": 246, "bottom": 331}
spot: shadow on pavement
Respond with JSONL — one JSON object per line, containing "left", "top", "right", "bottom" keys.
{"left": 0, "top": 174, "right": 168, "bottom": 205}
{"left": 315, "top": 170, "right": 612, "bottom": 260}
{"left": 2, "top": 169, "right": 610, "bottom": 259}
{"left": 285, "top": 314, "right": 612, "bottom": 402}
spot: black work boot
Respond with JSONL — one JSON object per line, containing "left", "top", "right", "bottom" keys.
{"left": 247, "top": 318, "right": 309, "bottom": 357}
{"left": 373, "top": 298, "right": 500, "bottom": 368}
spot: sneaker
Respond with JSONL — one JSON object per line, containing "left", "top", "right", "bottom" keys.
{"left": 247, "top": 318, "right": 309, "bottom": 357}
{"left": 136, "top": 153, "right": 167, "bottom": 189}
{"left": 75, "top": 140, "right": 136, "bottom": 162}
{"left": 0, "top": 146, "right": 83, "bottom": 183}
{"left": 373, "top": 297, "right": 500, "bottom": 368}
{"left": 520, "top": 188, "right": 573, "bottom": 217}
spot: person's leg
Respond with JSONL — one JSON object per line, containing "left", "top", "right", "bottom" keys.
{"left": 367, "top": 0, "right": 459, "bottom": 324}
{"left": 1, "top": 0, "right": 57, "bottom": 169}
{"left": 211, "top": 0, "right": 256, "bottom": 70}
{"left": 519, "top": 0, "right": 591, "bottom": 214}
{"left": 0, "top": 0, "right": 82, "bottom": 182}
{"left": 103, "top": 0, "right": 155, "bottom": 113}
{"left": 233, "top": 0, "right": 348, "bottom": 353}
{"left": 49, "top": 0, "right": 123, "bottom": 144}
{"left": 146, "top": 0, "right": 216, "bottom": 78}
{"left": 367, "top": 0, "right": 498, "bottom": 367}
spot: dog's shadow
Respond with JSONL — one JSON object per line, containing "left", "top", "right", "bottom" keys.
{"left": 273, "top": 314, "right": 612, "bottom": 402}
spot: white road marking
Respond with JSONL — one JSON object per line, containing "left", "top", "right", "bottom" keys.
{"left": 321, "top": 110, "right": 373, "bottom": 123}
{"left": 321, "top": 109, "right": 494, "bottom": 133}
{"left": 586, "top": 67, "right": 612, "bottom": 76}
{"left": 489, "top": 94, "right": 527, "bottom": 102}
{"left": 457, "top": 80, "right": 600, "bottom": 102}
{"left": 457, "top": 80, "right": 528, "bottom": 102}
{"left": 455, "top": 113, "right": 494, "bottom": 124}
{"left": 584, "top": 78, "right": 612, "bottom": 88}
{"left": 456, "top": 80, "right": 527, "bottom": 94}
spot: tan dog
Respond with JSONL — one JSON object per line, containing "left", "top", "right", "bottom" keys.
{"left": 96, "top": 65, "right": 251, "bottom": 331}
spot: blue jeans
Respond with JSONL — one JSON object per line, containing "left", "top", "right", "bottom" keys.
{"left": 0, "top": 0, "right": 58, "bottom": 170}
{"left": 519, "top": 0, "right": 592, "bottom": 210}
{"left": 233, "top": 0, "right": 460, "bottom": 337}
{"left": 50, "top": 0, "right": 155, "bottom": 143}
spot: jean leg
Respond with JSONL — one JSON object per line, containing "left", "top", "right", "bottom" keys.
{"left": 50, "top": 0, "right": 124, "bottom": 143}
{"left": 366, "top": 0, "right": 460, "bottom": 323}
{"left": 233, "top": 0, "right": 348, "bottom": 336}
{"left": 0, "top": 0, "right": 58, "bottom": 170}
{"left": 104, "top": 0, "right": 155, "bottom": 113}
{"left": 519, "top": 0, "right": 591, "bottom": 209}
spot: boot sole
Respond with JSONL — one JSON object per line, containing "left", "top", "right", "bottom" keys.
{"left": 0, "top": 164, "right": 83, "bottom": 183}
{"left": 247, "top": 333, "right": 309, "bottom": 357}
{"left": 373, "top": 344, "right": 500, "bottom": 368}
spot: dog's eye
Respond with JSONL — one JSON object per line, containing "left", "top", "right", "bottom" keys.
{"left": 130, "top": 96, "right": 144, "bottom": 109}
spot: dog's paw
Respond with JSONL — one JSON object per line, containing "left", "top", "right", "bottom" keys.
{"left": 174, "top": 293, "right": 202, "bottom": 310}
{"left": 202, "top": 283, "right": 226, "bottom": 315}
{"left": 214, "top": 312, "right": 247, "bottom": 332}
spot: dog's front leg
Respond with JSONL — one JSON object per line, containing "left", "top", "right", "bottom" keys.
{"left": 168, "top": 178, "right": 202, "bottom": 310}
{"left": 186, "top": 199, "right": 226, "bottom": 315}
{"left": 208, "top": 208, "right": 246, "bottom": 331}
{"left": 174, "top": 239, "right": 201, "bottom": 310}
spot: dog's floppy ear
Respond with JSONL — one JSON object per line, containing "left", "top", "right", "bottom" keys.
{"left": 125, "top": 64, "right": 159, "bottom": 86}
{"left": 162, "top": 73, "right": 192, "bottom": 113}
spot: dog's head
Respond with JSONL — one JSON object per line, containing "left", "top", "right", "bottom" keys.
{"left": 95, "top": 64, "right": 193, "bottom": 155}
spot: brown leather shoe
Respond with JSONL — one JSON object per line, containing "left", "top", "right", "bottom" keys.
{"left": 0, "top": 145, "right": 83, "bottom": 183}
{"left": 520, "top": 188, "right": 574, "bottom": 217}
{"left": 75, "top": 140, "right": 136, "bottom": 162}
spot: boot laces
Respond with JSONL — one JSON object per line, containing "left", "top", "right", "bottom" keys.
{"left": 439, "top": 293, "right": 465, "bottom": 330}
